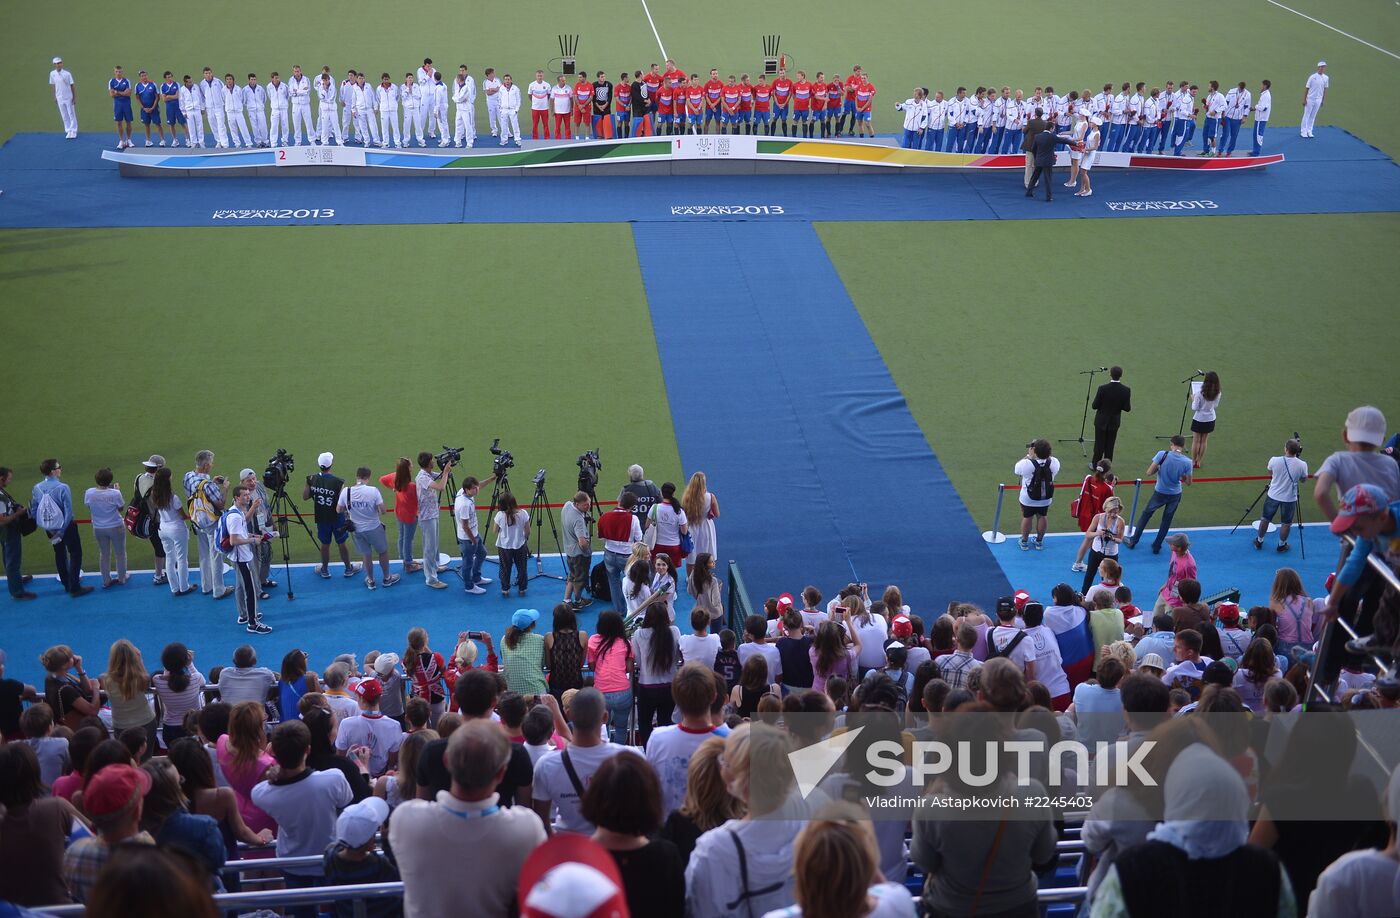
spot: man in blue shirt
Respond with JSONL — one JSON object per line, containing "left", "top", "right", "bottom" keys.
{"left": 133, "top": 70, "right": 165, "bottom": 147}
{"left": 108, "top": 65, "right": 133, "bottom": 149}
{"left": 1127, "top": 435, "right": 1193, "bottom": 553}
{"left": 32, "top": 458, "right": 92, "bottom": 597}
{"left": 160, "top": 71, "right": 187, "bottom": 147}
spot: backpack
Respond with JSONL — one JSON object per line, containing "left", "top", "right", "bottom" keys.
{"left": 187, "top": 479, "right": 220, "bottom": 529}
{"left": 1027, "top": 459, "right": 1055, "bottom": 502}
{"left": 216, "top": 507, "right": 243, "bottom": 555}
{"left": 590, "top": 560, "right": 611, "bottom": 601}
{"left": 987, "top": 629, "right": 1027, "bottom": 661}
{"left": 866, "top": 666, "right": 910, "bottom": 711}
{"left": 35, "top": 491, "right": 65, "bottom": 531}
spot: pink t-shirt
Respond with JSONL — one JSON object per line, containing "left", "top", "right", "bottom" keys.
{"left": 380, "top": 474, "right": 418, "bottom": 524}
{"left": 216, "top": 734, "right": 277, "bottom": 834}
{"left": 52, "top": 773, "right": 82, "bottom": 801}
{"left": 1160, "top": 551, "right": 1197, "bottom": 608}
{"left": 809, "top": 646, "right": 857, "bottom": 693}
{"left": 586, "top": 634, "right": 633, "bottom": 693}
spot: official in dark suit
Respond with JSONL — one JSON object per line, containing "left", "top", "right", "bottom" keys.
{"left": 1092, "top": 365, "right": 1132, "bottom": 465}
{"left": 1025, "top": 127, "right": 1076, "bottom": 200}
{"left": 1021, "top": 108, "right": 1048, "bottom": 187}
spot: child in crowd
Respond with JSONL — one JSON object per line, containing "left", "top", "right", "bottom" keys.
{"left": 20, "top": 703, "right": 71, "bottom": 786}
{"left": 798, "top": 585, "right": 828, "bottom": 630}
{"left": 520, "top": 705, "right": 559, "bottom": 766}
{"left": 679, "top": 607, "right": 721, "bottom": 671}
{"left": 404, "top": 697, "right": 431, "bottom": 733}
{"left": 323, "top": 797, "right": 399, "bottom": 918}
{"left": 713, "top": 629, "right": 740, "bottom": 690}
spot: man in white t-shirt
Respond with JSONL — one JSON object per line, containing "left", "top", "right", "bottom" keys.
{"left": 251, "top": 721, "right": 355, "bottom": 888}
{"left": 1014, "top": 439, "right": 1060, "bottom": 551}
{"left": 50, "top": 57, "right": 77, "bottom": 138}
{"left": 1255, "top": 438, "right": 1308, "bottom": 553}
{"left": 988, "top": 604, "right": 1036, "bottom": 679}
{"left": 531, "top": 689, "right": 640, "bottom": 834}
{"left": 645, "top": 664, "right": 728, "bottom": 815}
{"left": 225, "top": 486, "right": 272, "bottom": 635}
{"left": 738, "top": 617, "right": 782, "bottom": 684}
{"left": 415, "top": 452, "right": 453, "bottom": 589}
{"left": 528, "top": 70, "right": 551, "bottom": 138}
{"left": 337, "top": 467, "right": 400, "bottom": 590}
{"left": 550, "top": 75, "right": 574, "bottom": 139}
{"left": 482, "top": 68, "right": 502, "bottom": 137}
{"left": 1301, "top": 61, "right": 1328, "bottom": 138}
{"left": 334, "top": 678, "right": 404, "bottom": 777}
{"left": 454, "top": 474, "right": 495, "bottom": 595}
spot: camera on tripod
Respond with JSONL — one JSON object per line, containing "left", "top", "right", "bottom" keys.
{"left": 1290, "top": 432, "right": 1303, "bottom": 457}
{"left": 436, "top": 445, "right": 464, "bottom": 471}
{"left": 264, "top": 449, "right": 295, "bottom": 492}
{"left": 532, "top": 468, "right": 547, "bottom": 487}
{"left": 489, "top": 438, "right": 514, "bottom": 476}
{"left": 576, "top": 448, "right": 602, "bottom": 490}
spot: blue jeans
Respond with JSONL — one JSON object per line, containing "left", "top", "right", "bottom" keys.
{"left": 396, "top": 519, "right": 418, "bottom": 566}
{"left": 3, "top": 525, "right": 23, "bottom": 597}
{"left": 458, "top": 536, "right": 487, "bottom": 586}
{"left": 52, "top": 521, "right": 84, "bottom": 593}
{"left": 604, "top": 550, "right": 629, "bottom": 613}
{"left": 603, "top": 687, "right": 633, "bottom": 743}
{"left": 1133, "top": 490, "right": 1182, "bottom": 550}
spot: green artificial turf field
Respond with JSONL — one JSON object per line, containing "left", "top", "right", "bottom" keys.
{"left": 0, "top": 225, "right": 680, "bottom": 571}
{"left": 820, "top": 212, "right": 1400, "bottom": 531}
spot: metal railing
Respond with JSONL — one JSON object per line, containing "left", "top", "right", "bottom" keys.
{"left": 1304, "top": 533, "right": 1396, "bottom": 704}
{"left": 727, "top": 559, "right": 756, "bottom": 635}
{"left": 36, "top": 882, "right": 405, "bottom": 916}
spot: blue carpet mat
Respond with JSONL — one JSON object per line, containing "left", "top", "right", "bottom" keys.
{"left": 632, "top": 221, "right": 1010, "bottom": 608}
{"left": 0, "top": 553, "right": 690, "bottom": 692}
{"left": 990, "top": 526, "right": 1337, "bottom": 616}
{"left": 1, "top": 128, "right": 1395, "bottom": 227}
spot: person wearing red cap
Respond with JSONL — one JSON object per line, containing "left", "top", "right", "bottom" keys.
{"left": 1323, "top": 483, "right": 1400, "bottom": 661}
{"left": 1216, "top": 603, "right": 1251, "bottom": 661}
{"left": 62, "top": 763, "right": 154, "bottom": 903}
{"left": 518, "top": 834, "right": 631, "bottom": 918}
{"left": 335, "top": 677, "right": 404, "bottom": 777}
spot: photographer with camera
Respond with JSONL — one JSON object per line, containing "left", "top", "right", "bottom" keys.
{"left": 238, "top": 468, "right": 275, "bottom": 595}
{"left": 598, "top": 493, "right": 642, "bottom": 613}
{"left": 619, "top": 464, "right": 662, "bottom": 533}
{"left": 453, "top": 474, "right": 495, "bottom": 595}
{"left": 337, "top": 467, "right": 400, "bottom": 591}
{"left": 415, "top": 451, "right": 453, "bottom": 590}
{"left": 303, "top": 452, "right": 360, "bottom": 580}
{"left": 562, "top": 491, "right": 594, "bottom": 609}
{"left": 1255, "top": 438, "right": 1308, "bottom": 553}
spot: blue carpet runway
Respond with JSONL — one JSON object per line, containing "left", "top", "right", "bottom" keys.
{"left": 0, "top": 128, "right": 1396, "bottom": 227}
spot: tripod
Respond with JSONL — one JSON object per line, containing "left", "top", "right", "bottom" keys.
{"left": 528, "top": 476, "right": 567, "bottom": 582}
{"left": 1156, "top": 370, "right": 1204, "bottom": 440}
{"left": 480, "top": 469, "right": 512, "bottom": 567}
{"left": 1058, "top": 367, "right": 1106, "bottom": 461}
{"left": 267, "top": 484, "right": 321, "bottom": 600}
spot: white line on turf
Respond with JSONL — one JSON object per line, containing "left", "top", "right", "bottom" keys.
{"left": 640, "top": 0, "right": 668, "bottom": 60}
{"left": 1264, "top": 0, "right": 1400, "bottom": 61}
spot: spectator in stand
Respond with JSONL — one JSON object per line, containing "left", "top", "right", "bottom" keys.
{"left": 322, "top": 797, "right": 399, "bottom": 918}
{"left": 680, "top": 606, "right": 722, "bottom": 671}
{"left": 545, "top": 603, "right": 588, "bottom": 702}
{"left": 41, "top": 644, "right": 100, "bottom": 730}
{"left": 1268, "top": 568, "right": 1316, "bottom": 657}
{"left": 1188, "top": 370, "right": 1222, "bottom": 467}
{"left": 217, "top": 645, "right": 276, "bottom": 706}
{"left": 532, "top": 688, "right": 639, "bottom": 834}
{"left": 321, "top": 663, "right": 359, "bottom": 722}
{"left": 62, "top": 763, "right": 154, "bottom": 903}
{"left": 1214, "top": 602, "right": 1251, "bottom": 660}
{"left": 86, "top": 844, "right": 219, "bottom": 918}
{"left": 598, "top": 492, "right": 642, "bottom": 612}
{"left": 369, "top": 653, "right": 408, "bottom": 726}
{"left": 392, "top": 721, "right": 547, "bottom": 918}
{"left": 301, "top": 705, "right": 373, "bottom": 803}
{"left": 251, "top": 721, "right": 354, "bottom": 910}
{"left": 936, "top": 622, "right": 983, "bottom": 690}
{"left": 1323, "top": 483, "right": 1400, "bottom": 660}
{"left": 1045, "top": 585, "right": 1095, "bottom": 689}
{"left": 1162, "top": 629, "right": 1212, "bottom": 697}
{"left": 215, "top": 701, "right": 277, "bottom": 835}
{"left": 32, "top": 457, "right": 92, "bottom": 596}
{"left": 168, "top": 736, "right": 273, "bottom": 867}
{"left": 1014, "top": 439, "right": 1060, "bottom": 551}
{"left": 582, "top": 753, "right": 686, "bottom": 916}
{"left": 52, "top": 726, "right": 103, "bottom": 800}
{"left": 403, "top": 628, "right": 447, "bottom": 724}
{"left": 810, "top": 620, "right": 858, "bottom": 694}
{"left": 415, "top": 669, "right": 534, "bottom": 806}
{"left": 588, "top": 610, "right": 635, "bottom": 742}
{"left": 444, "top": 633, "right": 497, "bottom": 712}
{"left": 1170, "top": 579, "right": 1209, "bottom": 632}
{"left": 1230, "top": 638, "right": 1280, "bottom": 712}
{"left": 1128, "top": 436, "right": 1194, "bottom": 553}
{"left": 681, "top": 471, "right": 720, "bottom": 575}
{"left": 0, "top": 649, "right": 39, "bottom": 742}
{"left": 631, "top": 601, "right": 682, "bottom": 746}
{"left": 900, "top": 616, "right": 932, "bottom": 672}
{"left": 732, "top": 656, "right": 780, "bottom": 719}
{"left": 193, "top": 703, "right": 229, "bottom": 788}
{"left": 1134, "top": 611, "right": 1177, "bottom": 663}
{"left": 843, "top": 596, "right": 889, "bottom": 675}
{"left": 989, "top": 598, "right": 1037, "bottom": 680}
{"left": 1152, "top": 533, "right": 1197, "bottom": 615}
{"left": 502, "top": 609, "right": 549, "bottom": 696}
{"left": 740, "top": 613, "right": 784, "bottom": 683}
{"left": 151, "top": 643, "right": 204, "bottom": 748}
{"left": 101, "top": 639, "right": 158, "bottom": 759}
{"left": 380, "top": 457, "right": 423, "bottom": 574}
{"left": 1069, "top": 657, "right": 1126, "bottom": 747}
{"left": 688, "top": 552, "right": 724, "bottom": 628}
{"left": 1314, "top": 407, "right": 1400, "bottom": 528}
{"left": 776, "top": 609, "right": 816, "bottom": 695}
{"left": 277, "top": 648, "right": 319, "bottom": 721}
{"left": 1094, "top": 744, "right": 1293, "bottom": 916}
{"left": 1255, "top": 438, "right": 1308, "bottom": 552}
{"left": 375, "top": 728, "right": 436, "bottom": 810}
{"left": 646, "top": 662, "right": 727, "bottom": 815}
{"left": 1072, "top": 461, "right": 1117, "bottom": 574}
{"left": 335, "top": 678, "right": 403, "bottom": 778}
{"left": 1022, "top": 602, "right": 1070, "bottom": 709}
{"left": 0, "top": 742, "right": 81, "bottom": 906}
{"left": 1308, "top": 763, "right": 1400, "bottom": 918}
{"left": 660, "top": 735, "right": 741, "bottom": 868}
{"left": 648, "top": 482, "right": 690, "bottom": 570}
{"left": 1086, "top": 587, "right": 1125, "bottom": 674}
{"left": 766, "top": 805, "right": 917, "bottom": 918}
{"left": 137, "top": 758, "right": 224, "bottom": 882}
{"left": 84, "top": 467, "right": 128, "bottom": 588}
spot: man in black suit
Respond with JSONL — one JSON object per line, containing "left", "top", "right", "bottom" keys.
{"left": 1021, "top": 107, "right": 1047, "bottom": 187}
{"left": 1092, "top": 365, "right": 1132, "bottom": 465}
{"left": 1025, "top": 126, "right": 1077, "bottom": 200}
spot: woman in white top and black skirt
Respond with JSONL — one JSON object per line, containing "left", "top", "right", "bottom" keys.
{"left": 493, "top": 492, "right": 531, "bottom": 598}
{"left": 1190, "top": 370, "right": 1222, "bottom": 468}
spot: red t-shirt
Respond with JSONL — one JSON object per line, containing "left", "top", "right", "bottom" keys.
{"left": 827, "top": 82, "right": 842, "bottom": 108}
{"left": 754, "top": 82, "right": 773, "bottom": 111}
{"left": 844, "top": 75, "right": 861, "bottom": 101}
{"left": 379, "top": 473, "right": 418, "bottom": 523}
{"left": 739, "top": 83, "right": 754, "bottom": 110}
{"left": 772, "top": 78, "right": 792, "bottom": 106}
{"left": 616, "top": 82, "right": 632, "bottom": 111}
{"left": 792, "top": 80, "right": 812, "bottom": 110}
{"left": 657, "top": 85, "right": 674, "bottom": 114}
{"left": 722, "top": 84, "right": 740, "bottom": 111}
{"left": 855, "top": 81, "right": 875, "bottom": 111}
{"left": 642, "top": 72, "right": 663, "bottom": 97}
{"left": 686, "top": 86, "right": 704, "bottom": 115}
{"left": 704, "top": 79, "right": 723, "bottom": 107}
{"left": 663, "top": 68, "right": 684, "bottom": 90}
{"left": 573, "top": 81, "right": 593, "bottom": 105}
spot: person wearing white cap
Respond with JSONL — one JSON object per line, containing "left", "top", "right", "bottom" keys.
{"left": 132, "top": 454, "right": 168, "bottom": 586}
{"left": 303, "top": 452, "right": 360, "bottom": 580}
{"left": 50, "top": 57, "right": 77, "bottom": 139}
{"left": 1314, "top": 406, "right": 1400, "bottom": 524}
{"left": 238, "top": 467, "right": 276, "bottom": 593}
{"left": 323, "top": 796, "right": 399, "bottom": 893}
{"left": 1301, "top": 61, "right": 1328, "bottom": 138}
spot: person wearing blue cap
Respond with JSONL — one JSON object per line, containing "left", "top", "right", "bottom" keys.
{"left": 502, "top": 609, "right": 548, "bottom": 695}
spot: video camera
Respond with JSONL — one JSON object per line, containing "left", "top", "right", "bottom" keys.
{"left": 436, "top": 445, "right": 464, "bottom": 471}
{"left": 1290, "top": 431, "right": 1303, "bottom": 457}
{"left": 263, "top": 449, "right": 295, "bottom": 491}
{"left": 533, "top": 468, "right": 547, "bottom": 487}
{"left": 489, "top": 438, "right": 514, "bottom": 476}
{"left": 576, "top": 448, "right": 602, "bottom": 491}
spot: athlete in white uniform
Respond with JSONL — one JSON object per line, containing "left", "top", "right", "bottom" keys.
{"left": 498, "top": 73, "right": 522, "bottom": 145}
{"left": 340, "top": 71, "right": 358, "bottom": 142}
{"left": 482, "top": 68, "right": 501, "bottom": 137}
{"left": 416, "top": 60, "right": 437, "bottom": 138}
{"left": 49, "top": 58, "right": 78, "bottom": 138}
{"left": 266, "top": 73, "right": 289, "bottom": 145}
{"left": 198, "top": 69, "right": 227, "bottom": 147}
{"left": 222, "top": 74, "right": 252, "bottom": 147}
{"left": 431, "top": 75, "right": 450, "bottom": 145}
{"left": 352, "top": 73, "right": 380, "bottom": 145}
{"left": 401, "top": 74, "right": 424, "bottom": 146}
{"left": 1252, "top": 79, "right": 1272, "bottom": 155}
{"left": 1301, "top": 61, "right": 1327, "bottom": 138}
{"left": 178, "top": 74, "right": 203, "bottom": 146}
{"left": 375, "top": 74, "right": 401, "bottom": 147}
{"left": 244, "top": 75, "right": 269, "bottom": 146}
{"left": 315, "top": 73, "right": 344, "bottom": 145}
{"left": 287, "top": 65, "right": 315, "bottom": 144}
{"left": 452, "top": 69, "right": 477, "bottom": 147}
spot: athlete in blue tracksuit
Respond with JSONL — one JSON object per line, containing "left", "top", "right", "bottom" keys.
{"left": 160, "top": 71, "right": 187, "bottom": 146}
{"left": 109, "top": 65, "right": 134, "bottom": 148}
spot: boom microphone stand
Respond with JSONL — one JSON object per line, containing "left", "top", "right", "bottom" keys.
{"left": 1058, "top": 367, "right": 1105, "bottom": 461}
{"left": 1156, "top": 370, "right": 1205, "bottom": 440}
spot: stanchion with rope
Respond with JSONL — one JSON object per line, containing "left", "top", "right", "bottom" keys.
{"left": 1126, "top": 479, "right": 1143, "bottom": 539}
{"left": 981, "top": 483, "right": 1007, "bottom": 544}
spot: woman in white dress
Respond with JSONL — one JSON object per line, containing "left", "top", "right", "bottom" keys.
{"left": 681, "top": 471, "right": 719, "bottom": 573}
{"left": 1189, "top": 370, "right": 1221, "bottom": 468}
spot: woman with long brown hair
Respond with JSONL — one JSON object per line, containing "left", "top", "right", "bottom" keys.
{"left": 100, "top": 640, "right": 157, "bottom": 758}
{"left": 380, "top": 457, "right": 422, "bottom": 574}
{"left": 1269, "top": 567, "right": 1316, "bottom": 657}
{"left": 150, "top": 466, "right": 194, "bottom": 595}
{"left": 493, "top": 491, "right": 531, "bottom": 598}
{"left": 1189, "top": 370, "right": 1222, "bottom": 467}
{"left": 214, "top": 701, "right": 276, "bottom": 835}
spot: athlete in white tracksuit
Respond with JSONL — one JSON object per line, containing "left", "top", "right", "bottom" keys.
{"left": 287, "top": 67, "right": 315, "bottom": 144}
{"left": 352, "top": 76, "right": 380, "bottom": 145}
{"left": 1301, "top": 62, "right": 1328, "bottom": 138}
{"left": 244, "top": 78, "right": 269, "bottom": 146}
{"left": 267, "top": 75, "right": 289, "bottom": 145}
{"left": 482, "top": 70, "right": 502, "bottom": 136}
{"left": 453, "top": 72, "right": 477, "bottom": 147}
{"left": 223, "top": 76, "right": 253, "bottom": 147}
{"left": 316, "top": 75, "right": 344, "bottom": 144}
{"left": 199, "top": 71, "right": 228, "bottom": 147}
{"left": 340, "top": 73, "right": 358, "bottom": 141}
{"left": 431, "top": 77, "right": 450, "bottom": 145}
{"left": 416, "top": 64, "right": 436, "bottom": 137}
{"left": 178, "top": 76, "right": 205, "bottom": 147}
{"left": 401, "top": 76, "right": 425, "bottom": 146}
{"left": 376, "top": 78, "right": 401, "bottom": 147}
{"left": 498, "top": 75, "right": 521, "bottom": 145}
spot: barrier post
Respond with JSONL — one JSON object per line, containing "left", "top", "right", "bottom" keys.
{"left": 981, "top": 483, "right": 1008, "bottom": 544}
{"left": 1126, "top": 479, "right": 1143, "bottom": 538}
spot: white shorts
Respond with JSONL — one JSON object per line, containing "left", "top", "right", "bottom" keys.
{"left": 1081, "top": 151, "right": 1097, "bottom": 171}
{"left": 1070, "top": 150, "right": 1082, "bottom": 161}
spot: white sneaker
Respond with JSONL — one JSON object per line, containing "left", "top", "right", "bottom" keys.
{"left": 145, "top": 140, "right": 154, "bottom": 147}
{"left": 466, "top": 586, "right": 487, "bottom": 595}
{"left": 158, "top": 139, "right": 166, "bottom": 147}
{"left": 1071, "top": 562, "right": 1088, "bottom": 572}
